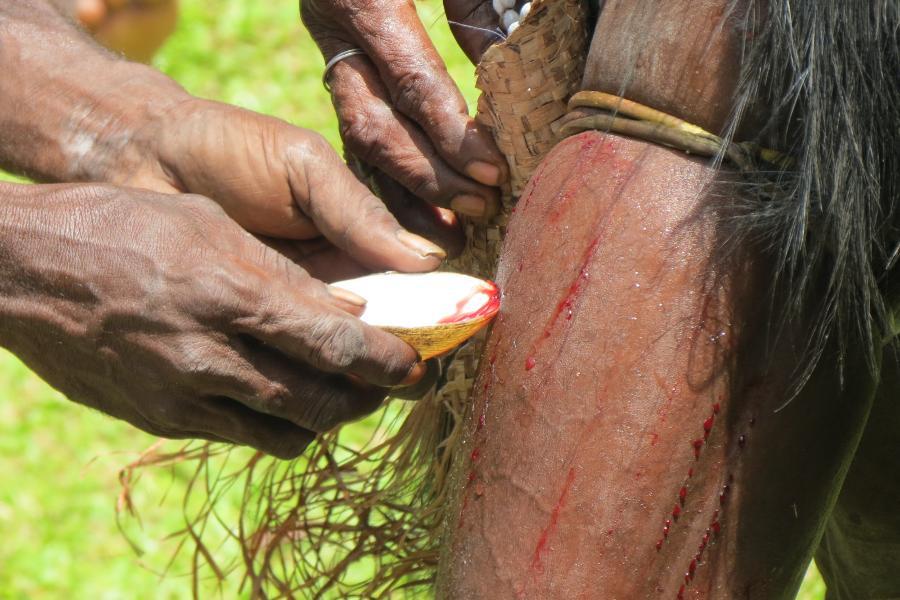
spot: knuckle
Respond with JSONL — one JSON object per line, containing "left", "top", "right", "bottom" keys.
{"left": 391, "top": 69, "right": 440, "bottom": 121}
{"left": 255, "top": 381, "right": 292, "bottom": 415}
{"left": 339, "top": 106, "right": 389, "bottom": 166}
{"left": 306, "top": 317, "right": 365, "bottom": 372}
{"left": 303, "top": 389, "right": 351, "bottom": 432}
{"left": 302, "top": 384, "right": 386, "bottom": 433}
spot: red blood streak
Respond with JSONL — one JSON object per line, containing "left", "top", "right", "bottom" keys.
{"left": 438, "top": 281, "right": 501, "bottom": 324}
{"left": 477, "top": 413, "right": 486, "bottom": 431}
{"left": 713, "top": 402, "right": 721, "bottom": 414}
{"left": 688, "top": 468, "right": 694, "bottom": 478}
{"left": 692, "top": 438, "right": 704, "bottom": 459}
{"left": 672, "top": 504, "right": 682, "bottom": 519}
{"left": 679, "top": 486, "right": 688, "bottom": 505}
{"left": 711, "top": 521, "right": 721, "bottom": 534}
{"left": 703, "top": 415, "right": 715, "bottom": 439}
{"left": 656, "top": 539, "right": 664, "bottom": 551}
{"left": 528, "top": 235, "right": 602, "bottom": 358}
{"left": 525, "top": 356, "right": 537, "bottom": 371}
{"left": 530, "top": 467, "right": 577, "bottom": 573}
{"left": 650, "top": 433, "right": 660, "bottom": 446}
{"left": 688, "top": 559, "right": 697, "bottom": 577}
{"left": 466, "top": 471, "right": 476, "bottom": 484}
{"left": 677, "top": 584, "right": 685, "bottom": 599}
{"left": 470, "top": 447, "right": 481, "bottom": 461}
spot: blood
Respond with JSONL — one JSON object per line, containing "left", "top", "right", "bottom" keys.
{"left": 437, "top": 281, "right": 501, "bottom": 324}
{"left": 692, "top": 439, "right": 704, "bottom": 459}
{"left": 711, "top": 521, "right": 721, "bottom": 534}
{"left": 679, "top": 486, "right": 688, "bottom": 505}
{"left": 525, "top": 356, "right": 537, "bottom": 371}
{"left": 672, "top": 504, "right": 682, "bottom": 520}
{"left": 527, "top": 235, "right": 603, "bottom": 361}
{"left": 713, "top": 402, "right": 721, "bottom": 414}
{"left": 470, "top": 447, "right": 481, "bottom": 462}
{"left": 703, "top": 415, "right": 714, "bottom": 438}
{"left": 530, "top": 467, "right": 577, "bottom": 573}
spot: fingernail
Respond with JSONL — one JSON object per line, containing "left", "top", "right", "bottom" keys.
{"left": 465, "top": 160, "right": 504, "bottom": 186}
{"left": 396, "top": 230, "right": 447, "bottom": 261}
{"left": 450, "top": 194, "right": 487, "bottom": 218}
{"left": 327, "top": 285, "right": 367, "bottom": 307}
{"left": 399, "top": 361, "right": 427, "bottom": 386}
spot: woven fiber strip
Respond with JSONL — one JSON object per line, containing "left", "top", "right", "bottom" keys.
{"left": 436, "top": 0, "right": 589, "bottom": 418}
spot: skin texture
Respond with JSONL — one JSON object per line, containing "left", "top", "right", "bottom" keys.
{"left": 437, "top": 0, "right": 896, "bottom": 597}
{"left": 0, "top": 1, "right": 478, "bottom": 456}
{"left": 301, "top": 0, "right": 509, "bottom": 220}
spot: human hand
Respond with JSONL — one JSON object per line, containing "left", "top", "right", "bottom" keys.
{"left": 89, "top": 97, "right": 465, "bottom": 258}
{"left": 0, "top": 183, "right": 432, "bottom": 458}
{"left": 301, "top": 0, "right": 508, "bottom": 220}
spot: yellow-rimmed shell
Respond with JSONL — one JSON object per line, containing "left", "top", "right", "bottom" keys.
{"left": 331, "top": 272, "right": 501, "bottom": 360}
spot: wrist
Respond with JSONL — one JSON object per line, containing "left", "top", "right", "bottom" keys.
{"left": 57, "top": 60, "right": 193, "bottom": 187}
{"left": 0, "top": 4, "right": 191, "bottom": 186}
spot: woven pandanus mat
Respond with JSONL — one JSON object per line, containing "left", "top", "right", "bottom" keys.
{"left": 437, "top": 0, "right": 589, "bottom": 413}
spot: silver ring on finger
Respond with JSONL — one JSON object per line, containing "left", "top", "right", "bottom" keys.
{"left": 322, "top": 48, "right": 367, "bottom": 92}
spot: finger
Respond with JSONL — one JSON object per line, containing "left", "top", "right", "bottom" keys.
{"left": 372, "top": 169, "right": 466, "bottom": 259}
{"left": 205, "top": 342, "right": 390, "bottom": 433}
{"left": 230, "top": 285, "right": 425, "bottom": 387}
{"left": 130, "top": 391, "right": 313, "bottom": 459}
{"left": 329, "top": 55, "right": 499, "bottom": 219}
{"left": 445, "top": 0, "right": 506, "bottom": 63}
{"left": 285, "top": 129, "right": 449, "bottom": 273}
{"left": 312, "top": 0, "right": 508, "bottom": 187}
{"left": 194, "top": 335, "right": 414, "bottom": 431}
{"left": 196, "top": 397, "right": 316, "bottom": 459}
{"left": 257, "top": 235, "right": 371, "bottom": 284}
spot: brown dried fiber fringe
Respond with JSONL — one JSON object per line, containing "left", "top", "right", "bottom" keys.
{"left": 117, "top": 1, "right": 589, "bottom": 596}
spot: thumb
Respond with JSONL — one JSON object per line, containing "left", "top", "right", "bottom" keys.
{"left": 286, "top": 132, "right": 447, "bottom": 273}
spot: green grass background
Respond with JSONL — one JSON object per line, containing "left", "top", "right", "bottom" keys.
{"left": 0, "top": 1, "right": 827, "bottom": 598}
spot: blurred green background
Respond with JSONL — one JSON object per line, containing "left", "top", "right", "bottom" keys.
{"left": 0, "top": 1, "right": 827, "bottom": 598}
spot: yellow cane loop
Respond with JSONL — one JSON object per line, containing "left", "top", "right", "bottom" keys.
{"left": 560, "top": 91, "right": 792, "bottom": 171}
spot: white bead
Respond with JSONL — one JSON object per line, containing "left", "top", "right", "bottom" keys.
{"left": 492, "top": 0, "right": 505, "bottom": 17}
{"left": 499, "top": 0, "right": 516, "bottom": 9}
{"left": 520, "top": 2, "right": 532, "bottom": 18}
{"left": 507, "top": 20, "right": 520, "bottom": 35}
{"left": 502, "top": 9, "right": 519, "bottom": 31}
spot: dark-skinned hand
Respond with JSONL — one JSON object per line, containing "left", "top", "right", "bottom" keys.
{"left": 0, "top": 183, "right": 438, "bottom": 459}
{"left": 301, "top": 0, "right": 509, "bottom": 223}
